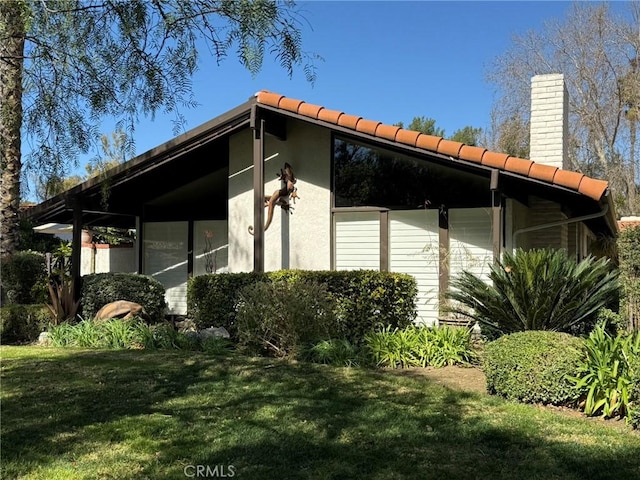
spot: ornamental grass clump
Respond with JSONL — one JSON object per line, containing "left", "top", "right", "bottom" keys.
{"left": 447, "top": 248, "right": 619, "bottom": 334}
{"left": 364, "top": 325, "right": 478, "bottom": 369}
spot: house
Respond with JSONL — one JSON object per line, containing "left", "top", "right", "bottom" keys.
{"left": 26, "top": 74, "right": 618, "bottom": 325}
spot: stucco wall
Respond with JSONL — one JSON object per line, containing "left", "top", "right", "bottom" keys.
{"left": 80, "top": 244, "right": 136, "bottom": 276}
{"left": 228, "top": 120, "right": 331, "bottom": 272}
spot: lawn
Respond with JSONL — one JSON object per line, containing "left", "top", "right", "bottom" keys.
{"left": 1, "top": 346, "right": 639, "bottom": 480}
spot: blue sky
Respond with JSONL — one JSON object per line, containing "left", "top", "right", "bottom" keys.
{"left": 129, "top": 1, "right": 577, "bottom": 151}
{"left": 37, "top": 1, "right": 619, "bottom": 194}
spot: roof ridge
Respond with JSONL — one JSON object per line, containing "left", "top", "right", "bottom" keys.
{"left": 255, "top": 90, "right": 608, "bottom": 202}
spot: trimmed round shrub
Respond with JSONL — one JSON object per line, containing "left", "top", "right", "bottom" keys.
{"left": 80, "top": 273, "right": 166, "bottom": 323}
{"left": 483, "top": 330, "right": 584, "bottom": 405}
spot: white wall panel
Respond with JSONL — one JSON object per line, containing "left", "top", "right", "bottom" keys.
{"left": 334, "top": 212, "right": 380, "bottom": 271}
{"left": 389, "top": 210, "right": 439, "bottom": 326}
{"left": 143, "top": 221, "right": 188, "bottom": 315}
{"left": 449, "top": 208, "right": 493, "bottom": 283}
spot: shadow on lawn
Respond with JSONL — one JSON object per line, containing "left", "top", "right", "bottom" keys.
{"left": 1, "top": 348, "right": 639, "bottom": 480}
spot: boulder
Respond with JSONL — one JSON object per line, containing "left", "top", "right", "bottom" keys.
{"left": 199, "top": 326, "right": 230, "bottom": 340}
{"left": 38, "top": 331, "right": 51, "bottom": 346}
{"left": 94, "top": 300, "right": 152, "bottom": 323}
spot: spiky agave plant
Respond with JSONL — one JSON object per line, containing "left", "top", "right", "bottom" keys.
{"left": 446, "top": 248, "right": 619, "bottom": 334}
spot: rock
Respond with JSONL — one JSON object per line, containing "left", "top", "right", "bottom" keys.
{"left": 94, "top": 300, "right": 151, "bottom": 323}
{"left": 175, "top": 318, "right": 197, "bottom": 332}
{"left": 38, "top": 331, "right": 51, "bottom": 346}
{"left": 199, "top": 326, "right": 230, "bottom": 340}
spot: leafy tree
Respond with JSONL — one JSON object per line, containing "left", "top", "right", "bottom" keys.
{"left": 487, "top": 2, "right": 640, "bottom": 214}
{"left": 0, "top": 0, "right": 317, "bottom": 257}
{"left": 396, "top": 116, "right": 445, "bottom": 137}
{"left": 395, "top": 117, "right": 483, "bottom": 146}
{"left": 450, "top": 125, "right": 483, "bottom": 146}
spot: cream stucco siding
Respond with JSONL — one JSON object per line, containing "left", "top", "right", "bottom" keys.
{"left": 228, "top": 120, "right": 331, "bottom": 272}
{"left": 80, "top": 245, "right": 136, "bottom": 276}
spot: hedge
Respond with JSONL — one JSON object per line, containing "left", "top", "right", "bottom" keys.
{"left": 188, "top": 269, "right": 418, "bottom": 343}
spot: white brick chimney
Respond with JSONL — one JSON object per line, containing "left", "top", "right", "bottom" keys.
{"left": 529, "top": 74, "right": 569, "bottom": 170}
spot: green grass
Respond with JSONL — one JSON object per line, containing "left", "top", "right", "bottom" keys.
{"left": 1, "top": 346, "right": 639, "bottom": 480}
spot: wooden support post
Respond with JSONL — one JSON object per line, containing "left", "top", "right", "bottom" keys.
{"left": 71, "top": 201, "right": 82, "bottom": 301}
{"left": 380, "top": 210, "right": 389, "bottom": 271}
{"left": 135, "top": 215, "right": 143, "bottom": 274}
{"left": 491, "top": 170, "right": 503, "bottom": 265}
{"left": 252, "top": 111, "right": 265, "bottom": 273}
{"left": 187, "top": 219, "right": 194, "bottom": 278}
{"left": 438, "top": 206, "right": 449, "bottom": 317}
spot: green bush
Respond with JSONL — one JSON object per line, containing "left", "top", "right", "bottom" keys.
{"left": 571, "top": 324, "right": 640, "bottom": 418}
{"left": 236, "top": 279, "right": 337, "bottom": 357}
{"left": 447, "top": 248, "right": 619, "bottom": 334}
{"left": 0, "top": 304, "right": 52, "bottom": 344}
{"left": 618, "top": 225, "right": 640, "bottom": 330}
{"left": 628, "top": 351, "right": 640, "bottom": 429}
{"left": 483, "top": 331, "right": 584, "bottom": 405}
{"left": 0, "top": 251, "right": 48, "bottom": 305}
{"left": 187, "top": 272, "right": 268, "bottom": 335}
{"left": 188, "top": 270, "right": 417, "bottom": 344}
{"left": 364, "top": 325, "right": 478, "bottom": 369}
{"left": 80, "top": 273, "right": 166, "bottom": 322}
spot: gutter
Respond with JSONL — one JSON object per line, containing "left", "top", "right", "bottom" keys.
{"left": 512, "top": 202, "right": 610, "bottom": 246}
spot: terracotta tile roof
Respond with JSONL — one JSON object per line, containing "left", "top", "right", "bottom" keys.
{"left": 618, "top": 217, "right": 640, "bottom": 231}
{"left": 255, "top": 90, "right": 609, "bottom": 202}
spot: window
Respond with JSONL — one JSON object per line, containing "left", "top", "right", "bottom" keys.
{"left": 333, "top": 137, "right": 432, "bottom": 209}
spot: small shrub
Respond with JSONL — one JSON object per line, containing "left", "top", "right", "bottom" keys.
{"left": 46, "top": 276, "right": 80, "bottom": 325}
{"left": 0, "top": 251, "right": 48, "bottom": 305}
{"left": 0, "top": 304, "right": 52, "bottom": 344}
{"left": 80, "top": 273, "right": 166, "bottom": 322}
{"left": 628, "top": 350, "right": 640, "bottom": 429}
{"left": 152, "top": 323, "right": 183, "bottom": 350}
{"left": 307, "top": 338, "right": 362, "bottom": 367}
{"left": 364, "top": 325, "right": 478, "bottom": 369}
{"left": 447, "top": 248, "right": 619, "bottom": 334}
{"left": 571, "top": 324, "right": 640, "bottom": 418}
{"left": 201, "top": 336, "right": 233, "bottom": 355}
{"left": 484, "top": 331, "right": 584, "bottom": 405}
{"left": 236, "top": 279, "right": 337, "bottom": 357}
{"left": 187, "top": 272, "right": 267, "bottom": 335}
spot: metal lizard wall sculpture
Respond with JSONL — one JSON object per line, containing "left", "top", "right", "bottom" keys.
{"left": 248, "top": 162, "right": 299, "bottom": 235}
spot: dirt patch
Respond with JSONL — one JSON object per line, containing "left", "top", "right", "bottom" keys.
{"left": 386, "top": 365, "right": 487, "bottom": 394}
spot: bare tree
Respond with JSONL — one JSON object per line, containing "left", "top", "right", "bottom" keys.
{"left": 487, "top": 1, "right": 640, "bottom": 215}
